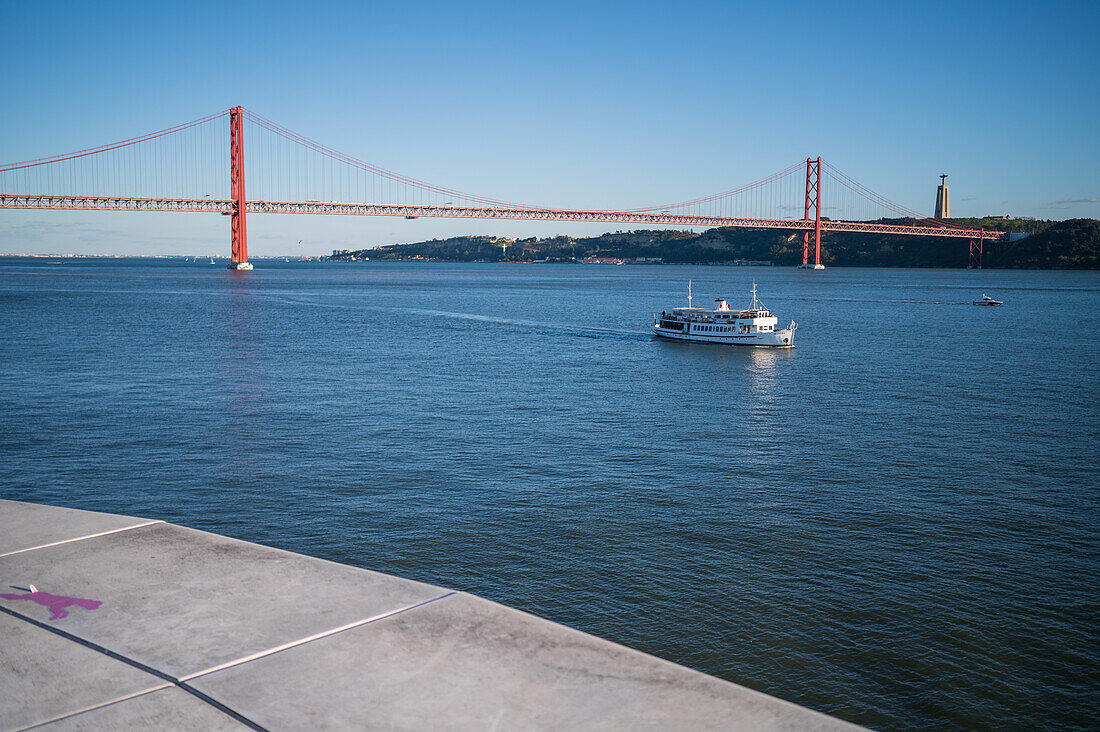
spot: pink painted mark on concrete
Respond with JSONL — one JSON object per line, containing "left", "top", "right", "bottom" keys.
{"left": 0, "top": 590, "right": 102, "bottom": 620}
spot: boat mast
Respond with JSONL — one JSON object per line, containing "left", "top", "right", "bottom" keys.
{"left": 688, "top": 280, "right": 693, "bottom": 309}
{"left": 751, "top": 281, "right": 759, "bottom": 310}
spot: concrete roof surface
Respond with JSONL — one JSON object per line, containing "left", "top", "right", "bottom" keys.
{"left": 0, "top": 499, "right": 865, "bottom": 731}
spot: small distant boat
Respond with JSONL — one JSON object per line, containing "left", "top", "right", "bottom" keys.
{"left": 973, "top": 294, "right": 1003, "bottom": 306}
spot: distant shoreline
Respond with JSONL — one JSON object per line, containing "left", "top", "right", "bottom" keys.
{"left": 4, "top": 215, "right": 1098, "bottom": 270}
{"left": 3, "top": 255, "right": 1098, "bottom": 273}
{"left": 0, "top": 254, "right": 324, "bottom": 261}
{"left": 326, "top": 219, "right": 1100, "bottom": 270}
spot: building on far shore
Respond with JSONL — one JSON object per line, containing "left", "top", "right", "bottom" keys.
{"left": 935, "top": 174, "right": 950, "bottom": 219}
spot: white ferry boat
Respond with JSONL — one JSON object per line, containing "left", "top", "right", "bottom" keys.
{"left": 653, "top": 282, "right": 796, "bottom": 347}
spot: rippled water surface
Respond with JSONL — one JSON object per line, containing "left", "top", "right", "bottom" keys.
{"left": 1, "top": 259, "right": 1097, "bottom": 730}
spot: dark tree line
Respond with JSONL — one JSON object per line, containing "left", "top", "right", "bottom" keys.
{"left": 329, "top": 218, "right": 1100, "bottom": 269}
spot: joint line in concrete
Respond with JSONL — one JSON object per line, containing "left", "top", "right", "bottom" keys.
{"left": 0, "top": 520, "right": 165, "bottom": 559}
{"left": 16, "top": 684, "right": 174, "bottom": 731}
{"left": 180, "top": 590, "right": 458, "bottom": 682}
{"left": 0, "top": 604, "right": 269, "bottom": 731}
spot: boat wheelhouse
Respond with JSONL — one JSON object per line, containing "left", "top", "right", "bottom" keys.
{"left": 653, "top": 282, "right": 796, "bottom": 348}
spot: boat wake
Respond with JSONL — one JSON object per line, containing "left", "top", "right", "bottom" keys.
{"left": 793, "top": 296, "right": 971, "bottom": 305}
{"left": 250, "top": 297, "right": 649, "bottom": 337}
{"left": 410, "top": 308, "right": 649, "bottom": 339}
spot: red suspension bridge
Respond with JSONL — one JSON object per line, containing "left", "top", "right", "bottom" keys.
{"left": 0, "top": 107, "right": 1000, "bottom": 269}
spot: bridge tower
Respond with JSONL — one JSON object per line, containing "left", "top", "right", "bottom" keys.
{"left": 227, "top": 106, "right": 252, "bottom": 270}
{"left": 800, "top": 157, "right": 824, "bottom": 269}
{"left": 968, "top": 228, "right": 986, "bottom": 269}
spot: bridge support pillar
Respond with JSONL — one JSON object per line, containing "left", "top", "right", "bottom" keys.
{"left": 799, "top": 157, "right": 824, "bottom": 270}
{"left": 968, "top": 229, "right": 985, "bottom": 269}
{"left": 228, "top": 106, "right": 252, "bottom": 271}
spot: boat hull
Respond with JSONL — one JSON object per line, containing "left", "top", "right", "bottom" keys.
{"left": 653, "top": 326, "right": 794, "bottom": 348}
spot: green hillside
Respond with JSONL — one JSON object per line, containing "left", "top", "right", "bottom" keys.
{"left": 328, "top": 218, "right": 1100, "bottom": 269}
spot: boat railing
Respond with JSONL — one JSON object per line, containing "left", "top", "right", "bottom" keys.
{"left": 660, "top": 311, "right": 779, "bottom": 323}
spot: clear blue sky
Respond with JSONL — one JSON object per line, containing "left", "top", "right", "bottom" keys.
{"left": 2, "top": 0, "right": 1097, "bottom": 255}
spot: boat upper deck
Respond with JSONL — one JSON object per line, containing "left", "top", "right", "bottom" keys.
{"left": 657, "top": 285, "right": 784, "bottom": 325}
{"left": 663, "top": 306, "right": 773, "bottom": 321}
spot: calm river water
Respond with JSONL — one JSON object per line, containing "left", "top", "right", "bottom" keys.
{"left": 1, "top": 259, "right": 1097, "bottom": 730}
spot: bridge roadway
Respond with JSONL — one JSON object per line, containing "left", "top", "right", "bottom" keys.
{"left": 0, "top": 499, "right": 865, "bottom": 730}
{"left": 0, "top": 194, "right": 1003, "bottom": 240}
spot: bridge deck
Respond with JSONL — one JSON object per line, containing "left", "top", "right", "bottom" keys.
{"left": 0, "top": 499, "right": 864, "bottom": 730}
{"left": 0, "top": 194, "right": 1003, "bottom": 240}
